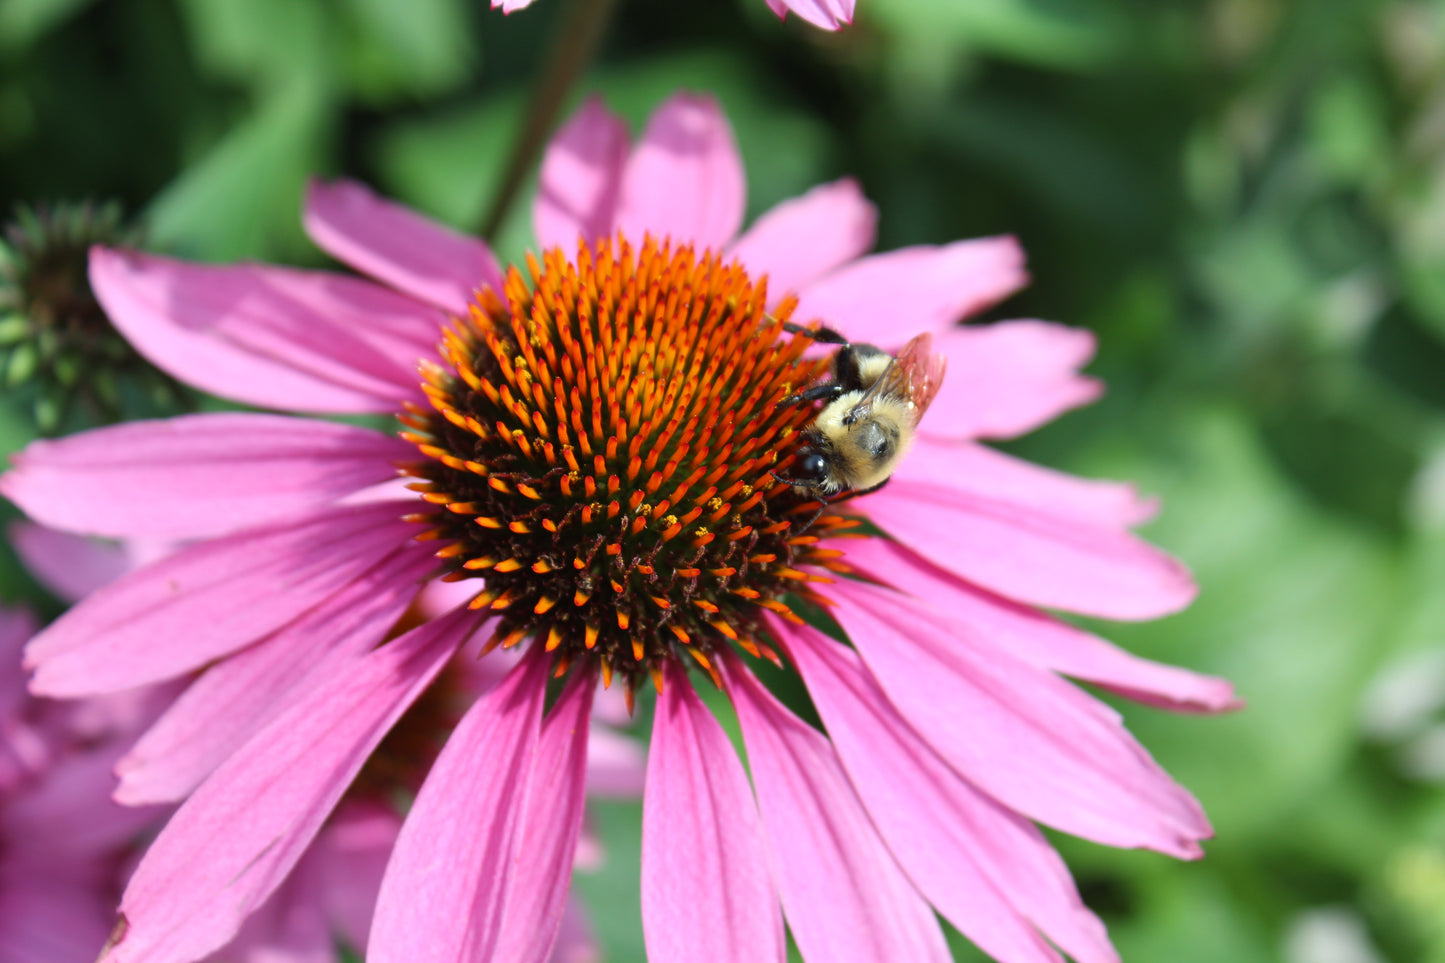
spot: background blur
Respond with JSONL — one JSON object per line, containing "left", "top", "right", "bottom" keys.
{"left": 2, "top": 0, "right": 1444, "bottom": 960}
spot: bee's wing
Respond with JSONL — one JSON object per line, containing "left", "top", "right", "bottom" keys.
{"left": 847, "top": 332, "right": 948, "bottom": 426}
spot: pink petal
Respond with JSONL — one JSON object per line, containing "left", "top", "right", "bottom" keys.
{"left": 768, "top": 0, "right": 855, "bottom": 29}
{"left": 551, "top": 894, "right": 601, "bottom": 963}
{"left": 780, "top": 620, "right": 1117, "bottom": 963}
{"left": 534, "top": 97, "right": 630, "bottom": 251}
{"left": 99, "top": 608, "right": 479, "bottom": 963}
{"left": 0, "top": 605, "right": 38, "bottom": 707}
{"left": 791, "top": 237, "right": 1027, "bottom": 342}
{"left": 2, "top": 414, "right": 412, "bottom": 539}
{"left": 841, "top": 537, "right": 1239, "bottom": 712}
{"left": 493, "top": 671, "right": 596, "bottom": 963}
{"left": 589, "top": 676, "right": 635, "bottom": 726}
{"left": 584, "top": 724, "right": 646, "bottom": 798}
{"left": 114, "top": 550, "right": 434, "bottom": 805}
{"left": 829, "top": 579, "right": 1211, "bottom": 856}
{"left": 493, "top": 0, "right": 540, "bottom": 10}
{"left": 2, "top": 743, "right": 163, "bottom": 859}
{"left": 727, "top": 660, "right": 951, "bottom": 963}
{"left": 89, "top": 248, "right": 442, "bottom": 414}
{"left": 726, "top": 179, "right": 876, "bottom": 302}
{"left": 7, "top": 523, "right": 130, "bottom": 603}
{"left": 895, "top": 439, "right": 1157, "bottom": 530}
{"left": 47, "top": 682, "right": 179, "bottom": 749}
{"left": 304, "top": 179, "right": 504, "bottom": 316}
{"left": 616, "top": 94, "right": 746, "bottom": 251}
{"left": 367, "top": 650, "right": 551, "bottom": 963}
{"left": 315, "top": 800, "right": 404, "bottom": 953}
{"left": 861, "top": 478, "right": 1197, "bottom": 620}
{"left": 642, "top": 663, "right": 784, "bottom": 963}
{"left": 202, "top": 854, "right": 332, "bottom": 963}
{"left": 25, "top": 501, "right": 424, "bottom": 696}
{"left": 920, "top": 321, "right": 1102, "bottom": 441}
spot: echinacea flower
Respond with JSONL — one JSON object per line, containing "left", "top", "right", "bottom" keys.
{"left": 0, "top": 533, "right": 171, "bottom": 963}
{"left": 491, "top": 0, "right": 854, "bottom": 31}
{"left": 3, "top": 523, "right": 630, "bottom": 963}
{"left": 2, "top": 92, "right": 1235, "bottom": 963}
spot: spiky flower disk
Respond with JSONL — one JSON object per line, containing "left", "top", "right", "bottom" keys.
{"left": 0, "top": 201, "right": 188, "bottom": 431}
{"left": 400, "top": 236, "right": 857, "bottom": 699}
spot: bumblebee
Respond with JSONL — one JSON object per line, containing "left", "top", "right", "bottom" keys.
{"left": 774, "top": 323, "right": 946, "bottom": 499}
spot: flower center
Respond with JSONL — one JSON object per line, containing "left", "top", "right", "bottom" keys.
{"left": 399, "top": 236, "right": 857, "bottom": 698}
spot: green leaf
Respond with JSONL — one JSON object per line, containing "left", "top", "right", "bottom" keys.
{"left": 174, "top": 0, "right": 333, "bottom": 91}
{"left": 144, "top": 78, "right": 333, "bottom": 262}
{"left": 340, "top": 0, "right": 477, "bottom": 104}
{"left": 5, "top": 341, "right": 35, "bottom": 385}
{"left": 0, "top": 0, "right": 98, "bottom": 53}
{"left": 866, "top": 0, "right": 1132, "bottom": 71}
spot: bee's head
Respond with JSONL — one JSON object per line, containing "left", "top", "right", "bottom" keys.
{"left": 795, "top": 448, "right": 828, "bottom": 481}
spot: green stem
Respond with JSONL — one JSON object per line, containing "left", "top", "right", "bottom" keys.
{"left": 480, "top": 0, "right": 621, "bottom": 241}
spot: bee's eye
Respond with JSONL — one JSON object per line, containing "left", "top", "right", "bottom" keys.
{"left": 799, "top": 452, "right": 827, "bottom": 478}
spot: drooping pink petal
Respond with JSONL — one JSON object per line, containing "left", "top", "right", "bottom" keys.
{"left": 780, "top": 619, "right": 1118, "bottom": 963}
{"left": 919, "top": 321, "right": 1102, "bottom": 441}
{"left": 114, "top": 550, "right": 434, "bottom": 805}
{"left": 46, "top": 682, "right": 179, "bottom": 750}
{"left": 0, "top": 606, "right": 38, "bottom": 712}
{"left": 616, "top": 94, "right": 746, "bottom": 252}
{"left": 304, "top": 179, "right": 504, "bottom": 316}
{"left": 493, "top": 670, "right": 596, "bottom": 963}
{"left": 2, "top": 414, "right": 412, "bottom": 539}
{"left": 7, "top": 523, "right": 129, "bottom": 603}
{"left": 535, "top": 97, "right": 630, "bottom": 251}
{"left": 492, "top": 0, "right": 539, "bottom": 10}
{"left": 202, "top": 851, "right": 332, "bottom": 963}
{"left": 552, "top": 894, "right": 602, "bottom": 963}
{"left": 89, "top": 248, "right": 442, "bottom": 414}
{"left": 828, "top": 579, "right": 1211, "bottom": 856}
{"left": 862, "top": 478, "right": 1197, "bottom": 620}
{"left": 0, "top": 606, "right": 44, "bottom": 789}
{"left": 642, "top": 663, "right": 784, "bottom": 963}
{"left": 584, "top": 724, "right": 646, "bottom": 797}
{"left": 315, "top": 801, "right": 403, "bottom": 954}
{"left": 894, "top": 439, "right": 1157, "bottom": 530}
{"left": 367, "top": 650, "right": 551, "bottom": 963}
{"left": 791, "top": 236, "right": 1027, "bottom": 343}
{"left": 2, "top": 743, "right": 162, "bottom": 860}
{"left": 765, "top": 0, "right": 855, "bottom": 30}
{"left": 98, "top": 607, "right": 479, "bottom": 963}
{"left": 840, "top": 537, "right": 1239, "bottom": 712}
{"left": 0, "top": 869, "right": 113, "bottom": 963}
{"left": 24, "top": 500, "right": 425, "bottom": 697}
{"left": 727, "top": 659, "right": 952, "bottom": 963}
{"left": 726, "top": 179, "right": 876, "bottom": 302}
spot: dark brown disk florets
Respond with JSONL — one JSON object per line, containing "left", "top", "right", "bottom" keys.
{"left": 398, "top": 236, "right": 857, "bottom": 696}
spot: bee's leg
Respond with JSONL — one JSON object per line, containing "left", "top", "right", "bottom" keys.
{"left": 768, "top": 469, "right": 804, "bottom": 486}
{"left": 819, "top": 476, "right": 891, "bottom": 508}
{"left": 780, "top": 382, "right": 845, "bottom": 407}
{"left": 781, "top": 321, "right": 850, "bottom": 345}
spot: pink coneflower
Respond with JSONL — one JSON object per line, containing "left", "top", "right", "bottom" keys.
{"left": 0, "top": 562, "right": 168, "bottom": 963}
{"left": 4, "top": 527, "right": 630, "bottom": 963}
{"left": 491, "top": 0, "right": 854, "bottom": 31}
{"left": 2, "top": 92, "right": 1234, "bottom": 963}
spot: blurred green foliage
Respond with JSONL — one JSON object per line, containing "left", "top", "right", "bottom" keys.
{"left": 3, "top": 0, "right": 1445, "bottom": 960}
